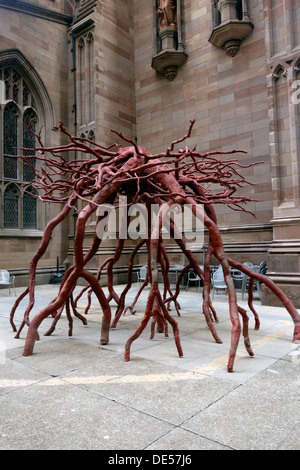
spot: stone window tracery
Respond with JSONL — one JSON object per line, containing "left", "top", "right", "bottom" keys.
{"left": 4, "top": 184, "right": 19, "bottom": 229}
{"left": 23, "top": 187, "right": 37, "bottom": 229}
{"left": 76, "top": 31, "right": 95, "bottom": 130}
{"left": 0, "top": 65, "right": 38, "bottom": 230}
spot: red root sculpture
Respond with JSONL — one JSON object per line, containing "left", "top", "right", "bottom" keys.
{"left": 10, "top": 120, "right": 300, "bottom": 372}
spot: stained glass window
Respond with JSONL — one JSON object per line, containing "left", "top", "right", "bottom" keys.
{"left": 23, "top": 188, "right": 36, "bottom": 229}
{"left": 23, "top": 83, "right": 29, "bottom": 106}
{"left": 4, "top": 186, "right": 19, "bottom": 228}
{"left": 1, "top": 65, "right": 39, "bottom": 230}
{"left": 3, "top": 102, "right": 18, "bottom": 180}
{"left": 3, "top": 68, "right": 21, "bottom": 102}
{"left": 23, "top": 109, "right": 37, "bottom": 183}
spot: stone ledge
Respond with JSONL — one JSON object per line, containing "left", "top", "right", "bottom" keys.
{"left": 0, "top": 229, "right": 44, "bottom": 238}
{"left": 151, "top": 50, "right": 188, "bottom": 81}
{"left": 209, "top": 20, "right": 254, "bottom": 56}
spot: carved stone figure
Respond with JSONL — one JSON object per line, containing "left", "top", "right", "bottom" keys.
{"left": 157, "top": 0, "right": 177, "bottom": 29}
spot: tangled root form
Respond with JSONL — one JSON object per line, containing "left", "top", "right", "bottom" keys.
{"left": 11, "top": 120, "right": 300, "bottom": 372}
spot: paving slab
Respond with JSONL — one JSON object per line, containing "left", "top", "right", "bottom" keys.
{"left": 0, "top": 357, "right": 49, "bottom": 395}
{"left": 183, "top": 357, "right": 300, "bottom": 450}
{"left": 145, "top": 427, "right": 231, "bottom": 450}
{"left": 0, "top": 378, "right": 174, "bottom": 450}
{"left": 60, "top": 356, "right": 237, "bottom": 425}
{"left": 0, "top": 284, "right": 299, "bottom": 450}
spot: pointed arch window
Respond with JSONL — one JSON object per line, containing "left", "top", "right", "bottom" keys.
{"left": 3, "top": 102, "right": 19, "bottom": 180}
{"left": 23, "top": 187, "right": 37, "bottom": 229}
{"left": 0, "top": 64, "right": 39, "bottom": 230}
{"left": 76, "top": 31, "right": 95, "bottom": 129}
{"left": 4, "top": 185, "right": 19, "bottom": 228}
{"left": 4, "top": 67, "right": 21, "bottom": 102}
{"left": 23, "top": 109, "right": 37, "bottom": 183}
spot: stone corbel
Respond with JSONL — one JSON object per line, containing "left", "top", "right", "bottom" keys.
{"left": 209, "top": 0, "right": 254, "bottom": 57}
{"left": 151, "top": 0, "right": 188, "bottom": 80}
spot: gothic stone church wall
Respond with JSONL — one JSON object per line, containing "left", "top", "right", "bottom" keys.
{"left": 133, "top": 0, "right": 274, "bottom": 284}
{"left": 133, "top": 0, "right": 300, "bottom": 306}
{"left": 0, "top": 0, "right": 73, "bottom": 285}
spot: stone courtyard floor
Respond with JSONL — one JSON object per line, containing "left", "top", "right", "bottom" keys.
{"left": 0, "top": 282, "right": 299, "bottom": 450}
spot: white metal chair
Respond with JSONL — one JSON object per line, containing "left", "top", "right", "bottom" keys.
{"left": 0, "top": 269, "right": 16, "bottom": 296}
{"left": 211, "top": 265, "right": 227, "bottom": 299}
{"left": 186, "top": 270, "right": 201, "bottom": 291}
{"left": 137, "top": 265, "right": 147, "bottom": 284}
